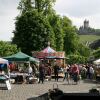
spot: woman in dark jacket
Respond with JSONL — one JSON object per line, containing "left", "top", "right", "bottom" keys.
{"left": 38, "top": 64, "right": 45, "bottom": 84}
{"left": 54, "top": 64, "right": 60, "bottom": 82}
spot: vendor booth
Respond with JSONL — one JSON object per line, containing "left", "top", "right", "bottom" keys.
{"left": 0, "top": 58, "right": 11, "bottom": 90}
{"left": 4, "top": 51, "right": 39, "bottom": 63}
{"left": 0, "top": 58, "right": 9, "bottom": 76}
{"left": 3, "top": 52, "right": 39, "bottom": 84}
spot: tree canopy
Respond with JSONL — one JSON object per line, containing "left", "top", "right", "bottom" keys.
{"left": 12, "top": 0, "right": 91, "bottom": 63}
{"left": 0, "top": 41, "right": 19, "bottom": 57}
{"left": 12, "top": 10, "right": 55, "bottom": 55}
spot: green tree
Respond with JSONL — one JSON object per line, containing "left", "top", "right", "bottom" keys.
{"left": 18, "top": 0, "right": 33, "bottom": 14}
{"left": 12, "top": 0, "right": 57, "bottom": 55}
{"left": 78, "top": 43, "right": 91, "bottom": 57}
{"left": 67, "top": 54, "right": 87, "bottom": 64}
{"left": 34, "top": 0, "right": 56, "bottom": 15}
{"left": 12, "top": 10, "right": 55, "bottom": 55}
{"left": 62, "top": 16, "right": 79, "bottom": 55}
{"left": 48, "top": 14, "right": 64, "bottom": 51}
{"left": 0, "top": 41, "right": 19, "bottom": 57}
{"left": 93, "top": 48, "right": 100, "bottom": 59}
{"left": 62, "top": 16, "right": 79, "bottom": 54}
{"left": 18, "top": 0, "right": 56, "bottom": 15}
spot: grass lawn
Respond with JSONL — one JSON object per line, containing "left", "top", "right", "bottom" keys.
{"left": 79, "top": 35, "right": 100, "bottom": 44}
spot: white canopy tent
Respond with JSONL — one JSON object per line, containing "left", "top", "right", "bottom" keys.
{"left": 0, "top": 58, "right": 9, "bottom": 73}
{"left": 0, "top": 58, "right": 8, "bottom": 65}
{"left": 93, "top": 59, "right": 100, "bottom": 68}
{"left": 0, "top": 58, "right": 11, "bottom": 90}
{"left": 93, "top": 59, "right": 100, "bottom": 65}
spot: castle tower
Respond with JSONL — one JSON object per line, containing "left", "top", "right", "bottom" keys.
{"left": 84, "top": 19, "right": 89, "bottom": 29}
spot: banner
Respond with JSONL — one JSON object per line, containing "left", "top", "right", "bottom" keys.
{"left": 32, "top": 51, "right": 65, "bottom": 59}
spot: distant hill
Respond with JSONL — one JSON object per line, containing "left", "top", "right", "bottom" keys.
{"left": 79, "top": 35, "right": 100, "bottom": 44}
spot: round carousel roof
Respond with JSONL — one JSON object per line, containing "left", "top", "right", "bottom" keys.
{"left": 41, "top": 46, "right": 56, "bottom": 53}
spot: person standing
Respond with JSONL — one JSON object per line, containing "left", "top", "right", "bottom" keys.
{"left": 28, "top": 65, "right": 33, "bottom": 76}
{"left": 72, "top": 64, "right": 79, "bottom": 84}
{"left": 81, "top": 65, "right": 87, "bottom": 79}
{"left": 63, "top": 65, "right": 68, "bottom": 81}
{"left": 89, "top": 65, "right": 94, "bottom": 80}
{"left": 38, "top": 63, "right": 45, "bottom": 84}
{"left": 53, "top": 63, "right": 59, "bottom": 82}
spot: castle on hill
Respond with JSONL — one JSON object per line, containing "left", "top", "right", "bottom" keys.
{"left": 78, "top": 19, "right": 100, "bottom": 35}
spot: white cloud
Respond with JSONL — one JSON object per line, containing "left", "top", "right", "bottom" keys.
{"left": 54, "top": 0, "right": 100, "bottom": 17}
{"left": 54, "top": 0, "right": 100, "bottom": 29}
{"left": 0, "top": 0, "right": 19, "bottom": 41}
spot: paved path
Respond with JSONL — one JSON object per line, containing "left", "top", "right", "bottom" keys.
{"left": 0, "top": 79, "right": 99, "bottom": 100}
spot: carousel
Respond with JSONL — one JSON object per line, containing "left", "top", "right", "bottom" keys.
{"left": 32, "top": 44, "right": 66, "bottom": 68}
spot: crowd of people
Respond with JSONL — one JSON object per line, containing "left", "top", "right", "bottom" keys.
{"left": 0, "top": 61, "right": 96, "bottom": 84}
{"left": 30, "top": 62, "right": 96, "bottom": 84}
{"left": 63, "top": 64, "right": 95, "bottom": 84}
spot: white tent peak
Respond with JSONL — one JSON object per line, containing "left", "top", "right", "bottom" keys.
{"left": 0, "top": 58, "right": 8, "bottom": 64}
{"left": 94, "top": 59, "right": 100, "bottom": 65}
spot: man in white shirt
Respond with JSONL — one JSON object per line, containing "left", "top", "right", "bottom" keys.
{"left": 89, "top": 66, "right": 94, "bottom": 79}
{"left": 28, "top": 66, "right": 33, "bottom": 76}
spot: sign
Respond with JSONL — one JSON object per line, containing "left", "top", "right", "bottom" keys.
{"left": 6, "top": 80, "right": 11, "bottom": 90}
{"left": 32, "top": 51, "right": 65, "bottom": 58}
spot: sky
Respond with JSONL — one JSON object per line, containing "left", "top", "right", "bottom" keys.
{"left": 0, "top": 0, "right": 100, "bottom": 41}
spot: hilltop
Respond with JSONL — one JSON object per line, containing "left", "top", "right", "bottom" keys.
{"left": 78, "top": 20, "right": 100, "bottom": 35}
{"left": 79, "top": 35, "right": 100, "bottom": 44}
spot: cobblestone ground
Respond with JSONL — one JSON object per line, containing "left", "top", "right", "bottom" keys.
{"left": 0, "top": 79, "right": 99, "bottom": 100}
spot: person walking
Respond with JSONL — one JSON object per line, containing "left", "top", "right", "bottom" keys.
{"left": 63, "top": 65, "right": 68, "bottom": 81}
{"left": 63, "top": 65, "right": 70, "bottom": 84}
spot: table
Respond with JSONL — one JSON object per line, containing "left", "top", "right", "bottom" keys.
{"left": 10, "top": 73, "right": 29, "bottom": 84}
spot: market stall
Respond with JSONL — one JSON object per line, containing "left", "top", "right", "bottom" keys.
{"left": 32, "top": 46, "right": 65, "bottom": 67}
{"left": 0, "top": 58, "right": 11, "bottom": 90}
{"left": 0, "top": 58, "right": 9, "bottom": 75}
{"left": 4, "top": 52, "right": 39, "bottom": 84}
{"left": 32, "top": 45, "right": 66, "bottom": 78}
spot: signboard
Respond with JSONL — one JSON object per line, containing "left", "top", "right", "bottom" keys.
{"left": 6, "top": 80, "right": 11, "bottom": 90}
{"left": 32, "top": 51, "right": 65, "bottom": 59}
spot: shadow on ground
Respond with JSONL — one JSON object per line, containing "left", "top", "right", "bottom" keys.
{"left": 83, "top": 79, "right": 97, "bottom": 84}
{"left": 27, "top": 93, "right": 48, "bottom": 100}
{"left": 0, "top": 86, "right": 7, "bottom": 90}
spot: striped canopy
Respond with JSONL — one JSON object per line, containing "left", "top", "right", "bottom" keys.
{"left": 41, "top": 46, "right": 56, "bottom": 53}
